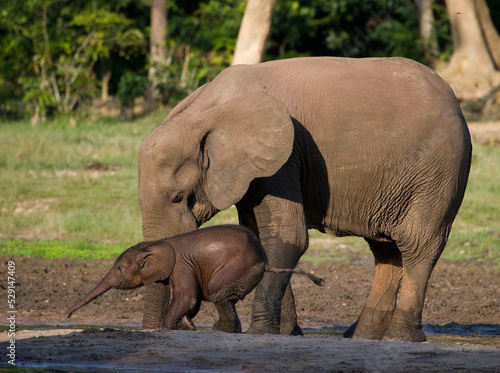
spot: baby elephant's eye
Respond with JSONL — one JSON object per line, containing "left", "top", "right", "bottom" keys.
{"left": 117, "top": 266, "right": 123, "bottom": 274}
{"left": 172, "top": 193, "right": 183, "bottom": 203}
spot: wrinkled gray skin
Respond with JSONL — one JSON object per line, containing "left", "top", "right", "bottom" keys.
{"left": 66, "top": 225, "right": 324, "bottom": 332}
{"left": 138, "top": 57, "right": 472, "bottom": 342}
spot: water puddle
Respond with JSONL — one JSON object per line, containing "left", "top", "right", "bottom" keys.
{"left": 423, "top": 323, "right": 500, "bottom": 346}
{"left": 303, "top": 324, "right": 500, "bottom": 346}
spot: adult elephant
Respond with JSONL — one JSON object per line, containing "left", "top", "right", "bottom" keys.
{"left": 138, "top": 57, "right": 471, "bottom": 342}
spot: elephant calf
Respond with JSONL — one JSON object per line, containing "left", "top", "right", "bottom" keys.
{"left": 67, "top": 225, "right": 324, "bottom": 332}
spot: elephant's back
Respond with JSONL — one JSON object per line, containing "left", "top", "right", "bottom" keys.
{"left": 227, "top": 57, "right": 469, "bottom": 149}
{"left": 285, "top": 57, "right": 468, "bottom": 165}
{"left": 170, "top": 225, "right": 266, "bottom": 293}
{"left": 171, "top": 225, "right": 265, "bottom": 262}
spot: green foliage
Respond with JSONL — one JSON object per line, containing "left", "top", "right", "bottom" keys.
{"left": 268, "top": 0, "right": 451, "bottom": 63}
{"left": 151, "top": 0, "right": 244, "bottom": 105}
{"left": 71, "top": 8, "right": 146, "bottom": 58}
{"left": 0, "top": 0, "right": 146, "bottom": 119}
{"left": 1, "top": 0, "right": 457, "bottom": 120}
{"left": 117, "top": 72, "right": 148, "bottom": 108}
{"left": 367, "top": 1, "right": 421, "bottom": 60}
{"left": 433, "top": 0, "right": 453, "bottom": 62}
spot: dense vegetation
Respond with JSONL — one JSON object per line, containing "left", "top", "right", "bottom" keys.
{"left": 0, "top": 0, "right": 481, "bottom": 120}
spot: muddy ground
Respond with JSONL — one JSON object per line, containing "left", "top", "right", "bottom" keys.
{"left": 1, "top": 253, "right": 499, "bottom": 372}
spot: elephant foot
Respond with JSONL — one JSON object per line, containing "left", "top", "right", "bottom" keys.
{"left": 343, "top": 322, "right": 384, "bottom": 340}
{"left": 246, "top": 321, "right": 280, "bottom": 335}
{"left": 212, "top": 301, "right": 242, "bottom": 333}
{"left": 279, "top": 304, "right": 303, "bottom": 335}
{"left": 179, "top": 316, "right": 196, "bottom": 331}
{"left": 343, "top": 307, "right": 393, "bottom": 340}
{"left": 383, "top": 312, "right": 426, "bottom": 342}
{"left": 383, "top": 327, "right": 426, "bottom": 342}
{"left": 343, "top": 321, "right": 357, "bottom": 338}
{"left": 284, "top": 324, "right": 303, "bottom": 336}
{"left": 212, "top": 318, "right": 242, "bottom": 333}
{"left": 246, "top": 323, "right": 301, "bottom": 335}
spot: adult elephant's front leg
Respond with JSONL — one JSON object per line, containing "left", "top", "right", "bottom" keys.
{"left": 142, "top": 282, "right": 170, "bottom": 329}
{"left": 246, "top": 196, "right": 308, "bottom": 335}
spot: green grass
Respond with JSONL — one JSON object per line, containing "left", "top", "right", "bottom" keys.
{"left": 0, "top": 114, "right": 161, "bottom": 245}
{"left": 0, "top": 239, "right": 124, "bottom": 259}
{"left": 445, "top": 145, "right": 500, "bottom": 265}
{"left": 0, "top": 115, "right": 499, "bottom": 268}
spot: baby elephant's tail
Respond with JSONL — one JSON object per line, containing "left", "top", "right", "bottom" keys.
{"left": 265, "top": 266, "right": 325, "bottom": 286}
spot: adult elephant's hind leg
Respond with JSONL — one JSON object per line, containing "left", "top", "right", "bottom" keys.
{"left": 383, "top": 236, "right": 446, "bottom": 342}
{"left": 345, "top": 240, "right": 402, "bottom": 340}
{"left": 280, "top": 283, "right": 303, "bottom": 335}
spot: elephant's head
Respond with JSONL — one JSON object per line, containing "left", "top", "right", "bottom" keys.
{"left": 138, "top": 91, "right": 294, "bottom": 241}
{"left": 66, "top": 241, "right": 175, "bottom": 317}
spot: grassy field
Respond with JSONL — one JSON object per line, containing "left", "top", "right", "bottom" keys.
{"left": 1, "top": 115, "right": 499, "bottom": 268}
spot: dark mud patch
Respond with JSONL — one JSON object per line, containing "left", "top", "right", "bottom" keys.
{"left": 1, "top": 255, "right": 498, "bottom": 340}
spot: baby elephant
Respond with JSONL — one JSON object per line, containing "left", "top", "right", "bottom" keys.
{"left": 67, "top": 225, "right": 324, "bottom": 333}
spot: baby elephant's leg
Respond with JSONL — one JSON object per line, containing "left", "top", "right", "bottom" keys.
{"left": 180, "top": 315, "right": 196, "bottom": 330}
{"left": 213, "top": 301, "right": 242, "bottom": 333}
{"left": 163, "top": 293, "right": 199, "bottom": 331}
{"left": 209, "top": 262, "right": 265, "bottom": 333}
{"left": 179, "top": 298, "right": 201, "bottom": 330}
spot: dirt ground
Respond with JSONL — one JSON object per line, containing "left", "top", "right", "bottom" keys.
{"left": 1, "top": 253, "right": 499, "bottom": 372}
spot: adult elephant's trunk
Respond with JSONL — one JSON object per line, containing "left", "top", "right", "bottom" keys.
{"left": 140, "top": 209, "right": 198, "bottom": 329}
{"left": 66, "top": 270, "right": 114, "bottom": 318}
{"left": 140, "top": 217, "right": 175, "bottom": 329}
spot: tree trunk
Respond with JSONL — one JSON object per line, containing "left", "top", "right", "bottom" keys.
{"left": 232, "top": 0, "right": 277, "bottom": 65}
{"left": 100, "top": 59, "right": 112, "bottom": 102}
{"left": 441, "top": 0, "right": 500, "bottom": 100}
{"left": 148, "top": 0, "right": 168, "bottom": 102}
{"left": 415, "top": 0, "right": 439, "bottom": 66}
{"left": 474, "top": 0, "right": 500, "bottom": 69}
{"left": 101, "top": 70, "right": 111, "bottom": 102}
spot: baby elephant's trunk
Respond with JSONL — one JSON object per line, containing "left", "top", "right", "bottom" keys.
{"left": 66, "top": 271, "right": 113, "bottom": 318}
{"left": 265, "top": 266, "right": 325, "bottom": 286}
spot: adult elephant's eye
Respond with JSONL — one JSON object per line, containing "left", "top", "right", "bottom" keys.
{"left": 172, "top": 193, "right": 183, "bottom": 203}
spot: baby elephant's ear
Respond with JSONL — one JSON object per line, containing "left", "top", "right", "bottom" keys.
{"left": 137, "top": 241, "right": 176, "bottom": 285}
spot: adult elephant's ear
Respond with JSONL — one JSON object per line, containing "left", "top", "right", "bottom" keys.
{"left": 137, "top": 241, "right": 176, "bottom": 285}
{"left": 188, "top": 92, "right": 294, "bottom": 211}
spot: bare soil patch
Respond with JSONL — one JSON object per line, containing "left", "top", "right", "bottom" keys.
{"left": 468, "top": 120, "right": 500, "bottom": 145}
{"left": 1, "top": 255, "right": 499, "bottom": 371}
